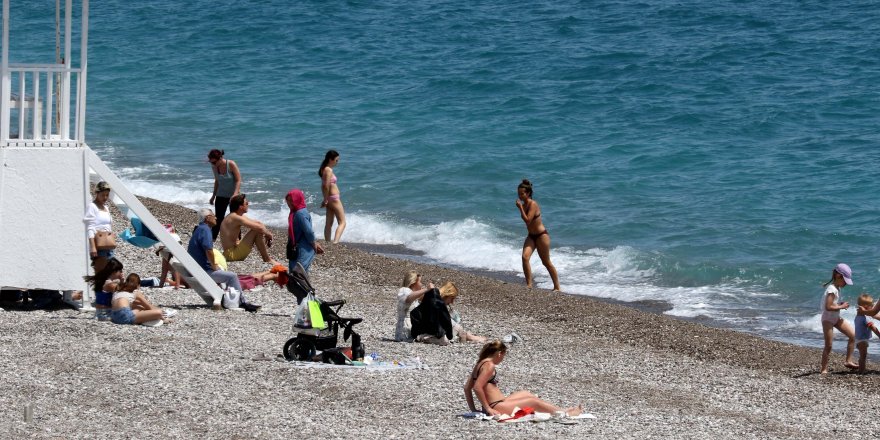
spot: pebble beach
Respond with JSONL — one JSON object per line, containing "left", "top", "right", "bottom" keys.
{"left": 3, "top": 196, "right": 880, "bottom": 439}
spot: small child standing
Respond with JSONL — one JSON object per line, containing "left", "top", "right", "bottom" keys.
{"left": 819, "top": 263, "right": 858, "bottom": 374}
{"left": 854, "top": 294, "right": 880, "bottom": 373}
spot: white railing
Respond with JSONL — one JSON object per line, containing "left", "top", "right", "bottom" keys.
{"left": 1, "top": 63, "right": 83, "bottom": 145}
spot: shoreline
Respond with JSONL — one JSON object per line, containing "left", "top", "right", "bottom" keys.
{"left": 4, "top": 195, "right": 880, "bottom": 438}
{"left": 349, "top": 243, "right": 677, "bottom": 316}
{"left": 346, "top": 244, "right": 820, "bottom": 345}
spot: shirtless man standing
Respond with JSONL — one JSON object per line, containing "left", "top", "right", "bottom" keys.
{"left": 219, "top": 194, "right": 280, "bottom": 266}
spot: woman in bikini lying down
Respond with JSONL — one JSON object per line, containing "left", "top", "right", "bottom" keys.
{"left": 464, "top": 340, "right": 581, "bottom": 417}
{"left": 515, "top": 179, "right": 561, "bottom": 291}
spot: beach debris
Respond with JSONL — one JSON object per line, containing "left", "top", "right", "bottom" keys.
{"left": 23, "top": 403, "right": 33, "bottom": 423}
{"left": 502, "top": 332, "right": 524, "bottom": 344}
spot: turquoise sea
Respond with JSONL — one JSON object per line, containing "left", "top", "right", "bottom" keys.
{"left": 7, "top": 0, "right": 880, "bottom": 349}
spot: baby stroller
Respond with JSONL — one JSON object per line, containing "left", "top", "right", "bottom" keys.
{"left": 283, "top": 263, "right": 365, "bottom": 363}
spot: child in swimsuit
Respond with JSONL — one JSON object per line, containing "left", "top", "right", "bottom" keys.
{"left": 819, "top": 263, "right": 858, "bottom": 374}
{"left": 854, "top": 294, "right": 880, "bottom": 373}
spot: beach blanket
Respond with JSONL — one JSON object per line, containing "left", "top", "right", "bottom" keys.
{"left": 278, "top": 360, "right": 427, "bottom": 371}
{"left": 262, "top": 354, "right": 428, "bottom": 371}
{"left": 460, "top": 407, "right": 596, "bottom": 424}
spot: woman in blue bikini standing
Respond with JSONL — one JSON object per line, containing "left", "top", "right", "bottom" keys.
{"left": 516, "top": 179, "right": 560, "bottom": 291}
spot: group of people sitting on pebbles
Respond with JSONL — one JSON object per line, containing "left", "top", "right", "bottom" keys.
{"left": 80, "top": 150, "right": 339, "bottom": 326}
{"left": 83, "top": 179, "right": 277, "bottom": 325}
{"left": 82, "top": 147, "right": 321, "bottom": 322}
{"left": 394, "top": 271, "right": 486, "bottom": 346}
{"left": 81, "top": 148, "right": 582, "bottom": 417}
{"left": 85, "top": 256, "right": 177, "bottom": 326}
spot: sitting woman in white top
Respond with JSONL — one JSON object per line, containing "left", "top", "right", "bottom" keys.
{"left": 394, "top": 271, "right": 434, "bottom": 341}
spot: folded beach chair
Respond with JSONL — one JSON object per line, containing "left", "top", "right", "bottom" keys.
{"left": 119, "top": 217, "right": 159, "bottom": 248}
{"left": 119, "top": 217, "right": 157, "bottom": 248}
{"left": 120, "top": 216, "right": 180, "bottom": 249}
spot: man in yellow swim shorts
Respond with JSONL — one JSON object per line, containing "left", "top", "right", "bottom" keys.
{"left": 218, "top": 194, "right": 280, "bottom": 267}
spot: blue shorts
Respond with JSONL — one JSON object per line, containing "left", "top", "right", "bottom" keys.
{"left": 110, "top": 308, "right": 135, "bottom": 325}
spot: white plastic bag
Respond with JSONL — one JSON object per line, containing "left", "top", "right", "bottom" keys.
{"left": 223, "top": 287, "right": 241, "bottom": 310}
{"left": 294, "top": 293, "right": 312, "bottom": 328}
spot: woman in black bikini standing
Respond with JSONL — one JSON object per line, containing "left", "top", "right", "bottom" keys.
{"left": 516, "top": 179, "right": 561, "bottom": 291}
{"left": 464, "top": 340, "right": 581, "bottom": 416}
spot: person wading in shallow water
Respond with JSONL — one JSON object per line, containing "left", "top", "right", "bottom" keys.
{"left": 319, "top": 149, "right": 347, "bottom": 244}
{"left": 515, "top": 179, "right": 560, "bottom": 291}
{"left": 819, "top": 263, "right": 858, "bottom": 374}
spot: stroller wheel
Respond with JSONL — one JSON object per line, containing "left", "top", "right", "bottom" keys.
{"left": 283, "top": 337, "right": 316, "bottom": 361}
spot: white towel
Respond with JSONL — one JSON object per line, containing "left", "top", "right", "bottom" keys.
{"left": 464, "top": 407, "right": 597, "bottom": 424}
{"left": 278, "top": 359, "right": 428, "bottom": 371}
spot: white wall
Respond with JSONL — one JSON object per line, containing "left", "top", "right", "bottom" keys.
{"left": 0, "top": 147, "right": 89, "bottom": 290}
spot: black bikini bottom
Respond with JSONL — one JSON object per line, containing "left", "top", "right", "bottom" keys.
{"left": 528, "top": 230, "right": 549, "bottom": 241}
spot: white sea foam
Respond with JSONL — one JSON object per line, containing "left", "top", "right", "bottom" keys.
{"left": 122, "top": 180, "right": 214, "bottom": 207}
{"left": 307, "top": 210, "right": 774, "bottom": 322}
{"left": 775, "top": 308, "right": 880, "bottom": 354}
{"left": 112, "top": 162, "right": 190, "bottom": 178}
{"left": 783, "top": 308, "right": 860, "bottom": 335}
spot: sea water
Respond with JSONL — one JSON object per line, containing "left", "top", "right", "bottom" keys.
{"left": 6, "top": 0, "right": 880, "bottom": 350}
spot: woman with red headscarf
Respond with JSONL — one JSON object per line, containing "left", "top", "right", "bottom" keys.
{"left": 286, "top": 189, "right": 324, "bottom": 272}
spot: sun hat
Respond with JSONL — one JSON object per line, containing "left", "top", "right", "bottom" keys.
{"left": 834, "top": 263, "right": 853, "bottom": 285}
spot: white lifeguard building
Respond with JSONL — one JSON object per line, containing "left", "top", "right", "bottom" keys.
{"left": 0, "top": 0, "right": 223, "bottom": 308}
